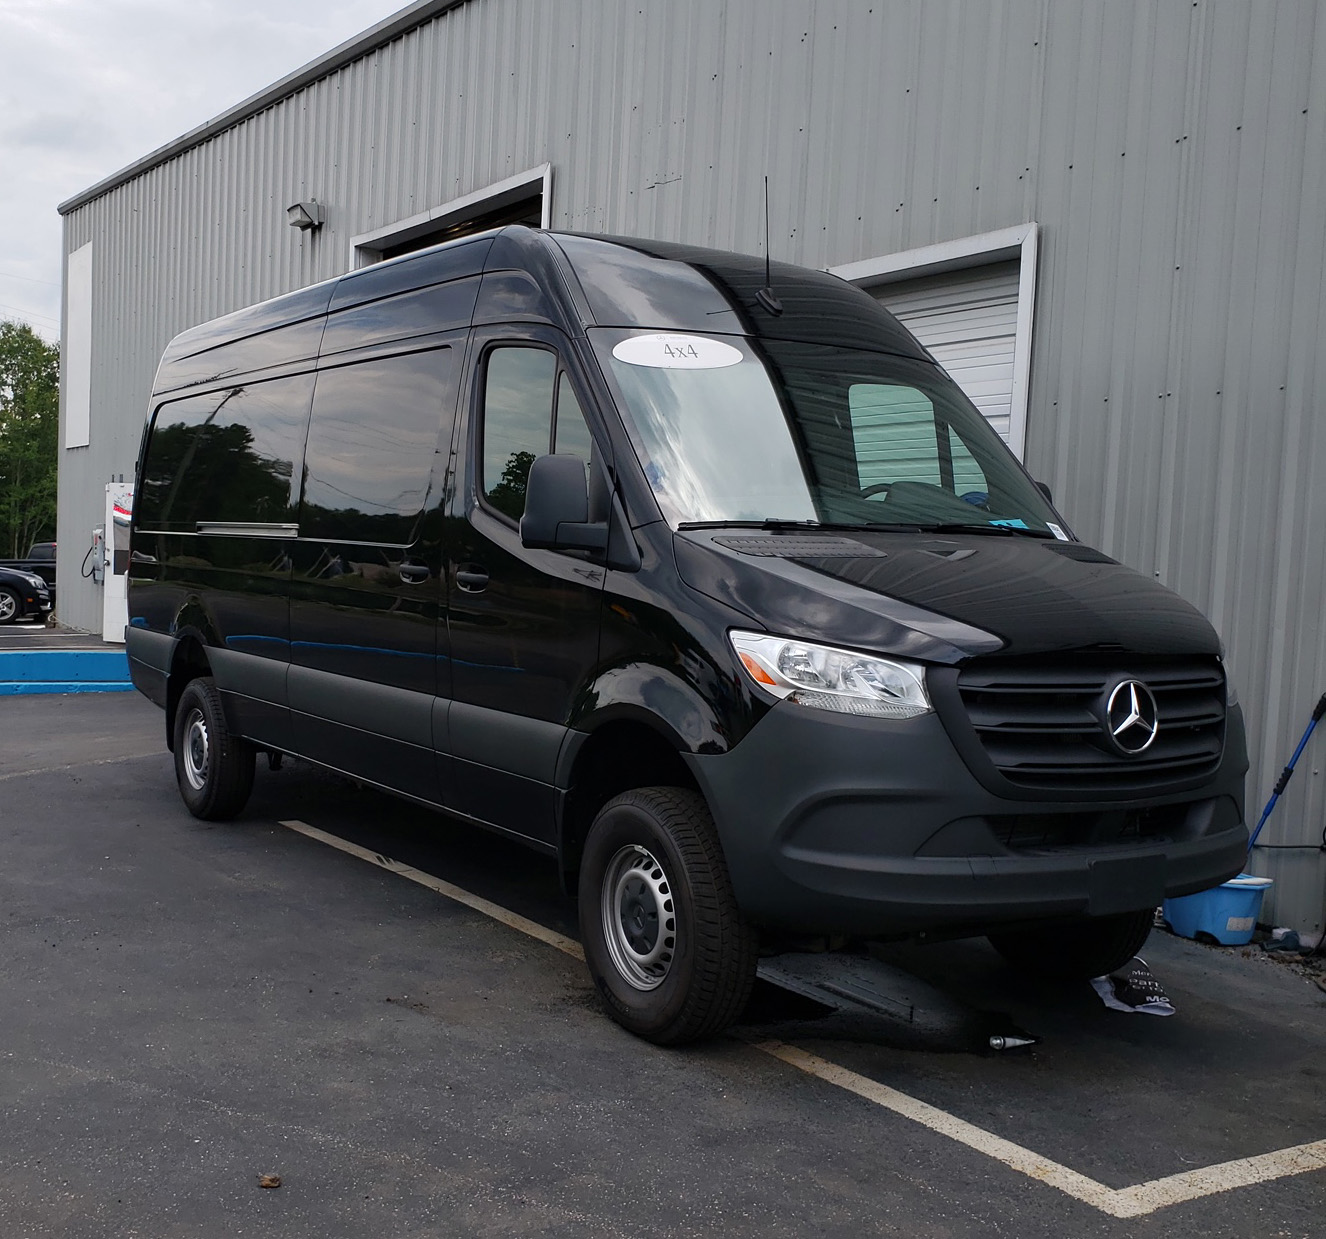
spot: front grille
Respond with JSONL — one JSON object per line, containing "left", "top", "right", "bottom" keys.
{"left": 988, "top": 804, "right": 1189, "bottom": 850}
{"left": 954, "top": 656, "right": 1226, "bottom": 792}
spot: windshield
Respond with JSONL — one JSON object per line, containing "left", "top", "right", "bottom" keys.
{"left": 591, "top": 329, "right": 1060, "bottom": 535}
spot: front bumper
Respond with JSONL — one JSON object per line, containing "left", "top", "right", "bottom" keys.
{"left": 686, "top": 701, "right": 1248, "bottom": 937}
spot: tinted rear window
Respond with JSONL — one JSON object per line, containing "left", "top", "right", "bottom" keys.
{"left": 300, "top": 349, "right": 458, "bottom": 545}
{"left": 136, "top": 375, "right": 314, "bottom": 530}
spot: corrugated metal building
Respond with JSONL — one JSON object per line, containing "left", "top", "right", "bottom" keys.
{"left": 56, "top": 0, "right": 1326, "bottom": 931}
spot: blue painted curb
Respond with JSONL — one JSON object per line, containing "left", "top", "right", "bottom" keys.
{"left": 0, "top": 649, "right": 132, "bottom": 695}
{"left": 1, "top": 681, "right": 135, "bottom": 696}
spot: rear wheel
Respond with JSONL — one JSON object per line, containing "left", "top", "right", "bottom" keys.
{"left": 988, "top": 908, "right": 1154, "bottom": 979}
{"left": 0, "top": 587, "right": 20, "bottom": 624}
{"left": 172, "top": 676, "right": 255, "bottom": 820}
{"left": 579, "top": 787, "right": 757, "bottom": 1045}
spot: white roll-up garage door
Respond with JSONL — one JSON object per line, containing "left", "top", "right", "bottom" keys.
{"left": 870, "top": 261, "right": 1020, "bottom": 448}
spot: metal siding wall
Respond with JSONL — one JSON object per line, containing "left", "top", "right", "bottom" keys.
{"left": 59, "top": 0, "right": 1326, "bottom": 927}
{"left": 874, "top": 266, "right": 1022, "bottom": 443}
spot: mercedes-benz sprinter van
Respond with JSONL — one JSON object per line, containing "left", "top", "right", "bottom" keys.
{"left": 128, "top": 227, "right": 1247, "bottom": 1043}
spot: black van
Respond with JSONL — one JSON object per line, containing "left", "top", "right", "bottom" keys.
{"left": 128, "top": 226, "right": 1247, "bottom": 1043}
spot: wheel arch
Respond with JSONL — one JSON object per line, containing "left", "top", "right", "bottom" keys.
{"left": 164, "top": 630, "right": 213, "bottom": 752}
{"left": 556, "top": 716, "right": 702, "bottom": 895}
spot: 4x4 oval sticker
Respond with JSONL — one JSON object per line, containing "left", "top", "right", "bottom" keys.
{"left": 612, "top": 333, "right": 744, "bottom": 369}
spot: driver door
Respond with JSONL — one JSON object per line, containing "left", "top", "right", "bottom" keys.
{"left": 443, "top": 327, "right": 605, "bottom": 844}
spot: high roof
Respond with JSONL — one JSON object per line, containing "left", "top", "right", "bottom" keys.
{"left": 57, "top": 0, "right": 466, "bottom": 216}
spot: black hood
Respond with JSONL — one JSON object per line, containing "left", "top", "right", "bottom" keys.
{"left": 673, "top": 530, "right": 1220, "bottom": 664}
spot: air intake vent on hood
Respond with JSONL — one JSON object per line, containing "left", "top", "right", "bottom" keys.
{"left": 712, "top": 536, "right": 887, "bottom": 559}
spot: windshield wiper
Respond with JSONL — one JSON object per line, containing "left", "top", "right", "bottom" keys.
{"left": 916, "top": 522, "right": 1054, "bottom": 538}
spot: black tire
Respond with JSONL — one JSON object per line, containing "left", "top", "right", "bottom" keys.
{"left": 0, "top": 586, "right": 20, "bottom": 625}
{"left": 988, "top": 908, "right": 1155, "bottom": 980}
{"left": 172, "top": 676, "right": 255, "bottom": 820}
{"left": 578, "top": 787, "right": 757, "bottom": 1045}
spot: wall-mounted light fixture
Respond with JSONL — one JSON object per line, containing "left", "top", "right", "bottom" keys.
{"left": 287, "top": 201, "right": 324, "bottom": 231}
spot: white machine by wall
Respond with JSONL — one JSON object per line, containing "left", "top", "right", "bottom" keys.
{"left": 101, "top": 481, "right": 133, "bottom": 642}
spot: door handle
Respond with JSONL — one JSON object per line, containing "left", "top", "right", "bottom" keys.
{"left": 398, "top": 560, "right": 431, "bottom": 585}
{"left": 455, "top": 564, "right": 489, "bottom": 593}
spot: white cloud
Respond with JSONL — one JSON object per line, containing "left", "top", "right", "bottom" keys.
{"left": 0, "top": 0, "right": 406, "bottom": 340}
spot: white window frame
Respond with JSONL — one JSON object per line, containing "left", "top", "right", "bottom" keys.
{"left": 829, "top": 223, "right": 1039, "bottom": 461}
{"left": 349, "top": 164, "right": 553, "bottom": 269}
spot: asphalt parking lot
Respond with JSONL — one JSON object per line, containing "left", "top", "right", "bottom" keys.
{"left": 3, "top": 691, "right": 1324, "bottom": 1237}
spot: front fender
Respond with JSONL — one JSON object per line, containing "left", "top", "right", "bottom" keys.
{"left": 571, "top": 662, "right": 732, "bottom": 752}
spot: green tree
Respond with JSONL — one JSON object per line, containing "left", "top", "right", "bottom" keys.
{"left": 487, "top": 450, "right": 537, "bottom": 521}
{"left": 0, "top": 321, "right": 59, "bottom": 557}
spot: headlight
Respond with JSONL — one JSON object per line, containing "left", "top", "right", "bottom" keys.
{"left": 729, "top": 630, "right": 932, "bottom": 719}
{"left": 25, "top": 574, "right": 45, "bottom": 589}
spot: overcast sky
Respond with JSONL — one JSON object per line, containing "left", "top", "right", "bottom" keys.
{"left": 0, "top": 0, "right": 407, "bottom": 343}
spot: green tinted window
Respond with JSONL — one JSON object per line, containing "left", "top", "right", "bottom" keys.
{"left": 849, "top": 384, "right": 941, "bottom": 489}
{"left": 948, "top": 424, "right": 989, "bottom": 497}
{"left": 482, "top": 347, "right": 556, "bottom": 520}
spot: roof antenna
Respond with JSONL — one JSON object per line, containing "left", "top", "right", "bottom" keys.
{"left": 756, "top": 176, "right": 784, "bottom": 317}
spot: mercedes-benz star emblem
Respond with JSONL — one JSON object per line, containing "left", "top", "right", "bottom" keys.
{"left": 1105, "top": 680, "right": 1160, "bottom": 755}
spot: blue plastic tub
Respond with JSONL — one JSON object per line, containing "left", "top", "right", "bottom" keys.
{"left": 1163, "top": 875, "right": 1274, "bottom": 946}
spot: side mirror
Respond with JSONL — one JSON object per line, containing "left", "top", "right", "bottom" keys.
{"left": 520, "top": 455, "right": 609, "bottom": 552}
{"left": 1034, "top": 480, "right": 1054, "bottom": 505}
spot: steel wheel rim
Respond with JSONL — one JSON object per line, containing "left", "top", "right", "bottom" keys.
{"left": 182, "top": 707, "right": 210, "bottom": 791}
{"left": 0, "top": 592, "right": 16, "bottom": 621}
{"left": 601, "top": 844, "right": 677, "bottom": 991}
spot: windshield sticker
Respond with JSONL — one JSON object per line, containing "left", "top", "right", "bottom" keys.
{"left": 1046, "top": 522, "right": 1069, "bottom": 541}
{"left": 612, "top": 334, "right": 744, "bottom": 370}
{"left": 989, "top": 518, "right": 1030, "bottom": 530}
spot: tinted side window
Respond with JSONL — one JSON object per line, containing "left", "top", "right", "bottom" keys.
{"left": 553, "top": 371, "right": 594, "bottom": 461}
{"left": 849, "top": 384, "right": 942, "bottom": 488}
{"left": 301, "top": 349, "right": 457, "bottom": 546}
{"left": 481, "top": 347, "right": 557, "bottom": 520}
{"left": 948, "top": 424, "right": 989, "bottom": 496}
{"left": 136, "top": 375, "right": 313, "bottom": 530}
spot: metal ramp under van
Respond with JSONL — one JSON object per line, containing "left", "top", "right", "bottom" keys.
{"left": 753, "top": 951, "right": 1038, "bottom": 1052}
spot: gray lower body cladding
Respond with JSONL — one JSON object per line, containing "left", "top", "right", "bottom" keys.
{"left": 687, "top": 701, "right": 1247, "bottom": 938}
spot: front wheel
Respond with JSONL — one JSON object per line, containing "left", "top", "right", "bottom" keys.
{"left": 172, "top": 676, "right": 255, "bottom": 820}
{"left": 578, "top": 787, "right": 757, "bottom": 1045}
{"left": 988, "top": 908, "right": 1155, "bottom": 980}
{"left": 0, "top": 587, "right": 20, "bottom": 625}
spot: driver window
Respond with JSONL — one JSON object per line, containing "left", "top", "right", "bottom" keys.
{"left": 481, "top": 346, "right": 595, "bottom": 522}
{"left": 481, "top": 347, "right": 557, "bottom": 521}
{"left": 553, "top": 372, "right": 593, "bottom": 460}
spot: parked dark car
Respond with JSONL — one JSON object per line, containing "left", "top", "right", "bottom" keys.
{"left": 0, "top": 564, "right": 52, "bottom": 624}
{"left": 0, "top": 541, "right": 56, "bottom": 604}
{"left": 127, "top": 226, "right": 1248, "bottom": 1044}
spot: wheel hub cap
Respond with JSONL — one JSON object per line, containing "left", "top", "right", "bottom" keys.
{"left": 601, "top": 845, "right": 676, "bottom": 991}
{"left": 182, "top": 708, "right": 210, "bottom": 791}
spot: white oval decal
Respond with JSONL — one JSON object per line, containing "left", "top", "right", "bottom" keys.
{"left": 611, "top": 333, "right": 744, "bottom": 370}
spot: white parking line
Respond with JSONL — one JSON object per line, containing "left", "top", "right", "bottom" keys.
{"left": 754, "top": 1041, "right": 1326, "bottom": 1218}
{"left": 278, "top": 819, "right": 583, "bottom": 960}
{"left": 277, "top": 817, "right": 1326, "bottom": 1219}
